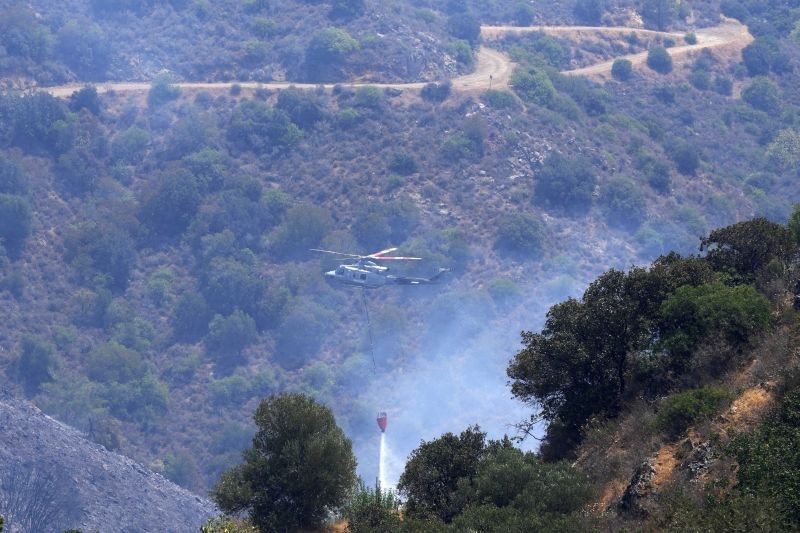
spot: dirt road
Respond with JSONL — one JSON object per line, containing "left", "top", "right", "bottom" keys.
{"left": 41, "top": 19, "right": 750, "bottom": 98}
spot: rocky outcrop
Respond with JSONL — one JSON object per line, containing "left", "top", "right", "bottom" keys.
{"left": 0, "top": 389, "right": 218, "bottom": 532}
{"left": 617, "top": 459, "right": 657, "bottom": 517}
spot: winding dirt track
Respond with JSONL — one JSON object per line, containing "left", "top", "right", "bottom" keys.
{"left": 42, "top": 19, "right": 751, "bottom": 98}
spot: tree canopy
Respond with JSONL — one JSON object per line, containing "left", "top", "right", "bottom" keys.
{"left": 212, "top": 394, "right": 357, "bottom": 532}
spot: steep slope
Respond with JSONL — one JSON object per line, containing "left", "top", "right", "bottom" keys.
{"left": 0, "top": 388, "right": 218, "bottom": 532}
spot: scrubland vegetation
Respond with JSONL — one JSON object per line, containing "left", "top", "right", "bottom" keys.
{"left": 2, "top": 0, "right": 800, "bottom": 531}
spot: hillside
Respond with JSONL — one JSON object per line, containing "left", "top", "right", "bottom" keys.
{"left": 0, "top": 0, "right": 799, "bottom": 519}
{"left": 0, "top": 387, "right": 217, "bottom": 531}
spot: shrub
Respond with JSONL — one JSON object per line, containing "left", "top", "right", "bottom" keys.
{"left": 64, "top": 222, "right": 136, "bottom": 291}
{"left": 647, "top": 46, "right": 673, "bottom": 74}
{"left": 55, "top": 148, "right": 100, "bottom": 194}
{"left": 713, "top": 75, "right": 733, "bottom": 96}
{"left": 86, "top": 342, "right": 147, "bottom": 384}
{"left": 667, "top": 140, "right": 701, "bottom": 175}
{"left": 56, "top": 21, "right": 111, "bottom": 79}
{"left": 611, "top": 58, "right": 633, "bottom": 81}
{"left": 276, "top": 88, "right": 324, "bottom": 129}
{"left": 684, "top": 32, "right": 698, "bottom": 44}
{"left": 0, "top": 193, "right": 32, "bottom": 254}
{"left": 655, "top": 386, "right": 731, "bottom": 438}
{"left": 274, "top": 304, "right": 333, "bottom": 369}
{"left": 306, "top": 27, "right": 359, "bottom": 79}
{"left": 448, "top": 39, "right": 473, "bottom": 65}
{"left": 482, "top": 90, "right": 518, "bottom": 109}
{"left": 511, "top": 68, "right": 555, "bottom": 107}
{"left": 599, "top": 177, "right": 646, "bottom": 230}
{"left": 574, "top": 0, "right": 604, "bottom": 24}
{"left": 446, "top": 12, "right": 481, "bottom": 44}
{"left": 205, "top": 310, "right": 258, "bottom": 362}
{"left": 642, "top": 0, "right": 678, "bottom": 30}
{"left": 111, "top": 127, "right": 150, "bottom": 164}
{"left": 398, "top": 426, "right": 487, "bottom": 522}
{"left": 172, "top": 292, "right": 212, "bottom": 342}
{"left": 16, "top": 335, "right": 59, "bottom": 394}
{"left": 388, "top": 152, "right": 417, "bottom": 176}
{"left": 139, "top": 170, "right": 201, "bottom": 237}
{"left": 730, "top": 389, "right": 800, "bottom": 525}
{"left": 342, "top": 482, "right": 402, "bottom": 533}
{"left": 0, "top": 156, "right": 28, "bottom": 195}
{"left": 513, "top": 4, "right": 535, "bottom": 26}
{"left": 659, "top": 283, "right": 772, "bottom": 366}
{"left": 69, "top": 86, "right": 102, "bottom": 114}
{"left": 148, "top": 73, "right": 181, "bottom": 107}
{"left": 742, "top": 77, "right": 781, "bottom": 113}
{"left": 268, "top": 204, "right": 332, "bottom": 259}
{"left": 493, "top": 213, "right": 545, "bottom": 257}
{"left": 534, "top": 153, "right": 596, "bottom": 215}
{"left": 421, "top": 81, "right": 451, "bottom": 103}
{"left": 700, "top": 218, "right": 795, "bottom": 280}
{"left": 353, "top": 86, "right": 384, "bottom": 109}
{"left": 227, "top": 100, "right": 302, "bottom": 152}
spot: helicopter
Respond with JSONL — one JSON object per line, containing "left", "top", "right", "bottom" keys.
{"left": 311, "top": 247, "right": 449, "bottom": 289}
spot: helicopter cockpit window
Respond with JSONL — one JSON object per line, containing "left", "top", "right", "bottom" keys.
{"left": 336, "top": 267, "right": 345, "bottom": 275}
{"left": 360, "top": 273, "right": 367, "bottom": 280}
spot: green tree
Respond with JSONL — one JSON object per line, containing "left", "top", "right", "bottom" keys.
{"left": 305, "top": 27, "right": 359, "bottom": 79}
{"left": 111, "top": 127, "right": 150, "bottom": 164}
{"left": 611, "top": 58, "right": 633, "bottom": 81}
{"left": 56, "top": 148, "right": 100, "bottom": 195}
{"left": 0, "top": 193, "right": 32, "bottom": 255}
{"left": 700, "top": 218, "right": 795, "bottom": 281}
{"left": 212, "top": 394, "right": 357, "bottom": 532}
{"left": 330, "top": 0, "right": 366, "bottom": 20}
{"left": 599, "top": 177, "right": 646, "bottom": 230}
{"left": 16, "top": 335, "right": 59, "bottom": 395}
{"left": 642, "top": 0, "right": 678, "bottom": 30}
{"left": 205, "top": 310, "right": 258, "bottom": 363}
{"left": 148, "top": 72, "right": 181, "bottom": 107}
{"left": 574, "top": 0, "right": 604, "bottom": 24}
{"left": 658, "top": 282, "right": 771, "bottom": 366}
{"left": 534, "top": 153, "right": 596, "bottom": 216}
{"left": 56, "top": 20, "right": 111, "bottom": 79}
{"left": 667, "top": 140, "right": 700, "bottom": 175}
{"left": 742, "top": 77, "right": 781, "bottom": 113}
{"left": 789, "top": 205, "right": 800, "bottom": 246}
{"left": 0, "top": 156, "right": 28, "bottom": 195}
{"left": 510, "top": 67, "right": 555, "bottom": 107}
{"left": 506, "top": 258, "right": 711, "bottom": 457}
{"left": 69, "top": 85, "right": 102, "bottom": 115}
{"left": 647, "top": 45, "right": 673, "bottom": 73}
{"left": 766, "top": 129, "right": 800, "bottom": 170}
{"left": 139, "top": 170, "right": 201, "bottom": 237}
{"left": 451, "top": 445, "right": 591, "bottom": 529}
{"left": 398, "top": 426, "right": 487, "bottom": 522}
{"left": 447, "top": 12, "right": 481, "bottom": 44}
{"left": 493, "top": 213, "right": 545, "bottom": 257}
{"left": 172, "top": 292, "right": 212, "bottom": 341}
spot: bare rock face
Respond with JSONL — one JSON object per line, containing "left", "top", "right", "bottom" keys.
{"left": 617, "top": 459, "right": 657, "bottom": 518}
{"left": 0, "top": 389, "right": 218, "bottom": 532}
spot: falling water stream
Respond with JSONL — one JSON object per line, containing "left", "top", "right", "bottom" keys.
{"left": 379, "top": 432, "right": 389, "bottom": 490}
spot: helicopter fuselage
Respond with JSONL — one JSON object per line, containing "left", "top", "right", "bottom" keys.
{"left": 325, "top": 264, "right": 388, "bottom": 289}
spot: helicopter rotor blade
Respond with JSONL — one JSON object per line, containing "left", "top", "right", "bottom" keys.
{"left": 310, "top": 249, "right": 363, "bottom": 258}
{"left": 371, "top": 255, "right": 423, "bottom": 261}
{"left": 367, "top": 247, "right": 399, "bottom": 258}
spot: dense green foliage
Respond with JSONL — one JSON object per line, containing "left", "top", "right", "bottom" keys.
{"left": 647, "top": 46, "right": 674, "bottom": 74}
{"left": 611, "top": 58, "right": 633, "bottom": 81}
{"left": 398, "top": 426, "right": 487, "bottom": 522}
{"left": 213, "top": 394, "right": 357, "bottom": 532}
{"left": 654, "top": 386, "right": 732, "bottom": 438}
{"left": 507, "top": 221, "right": 786, "bottom": 458}
{"left": 343, "top": 482, "right": 402, "bottom": 533}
